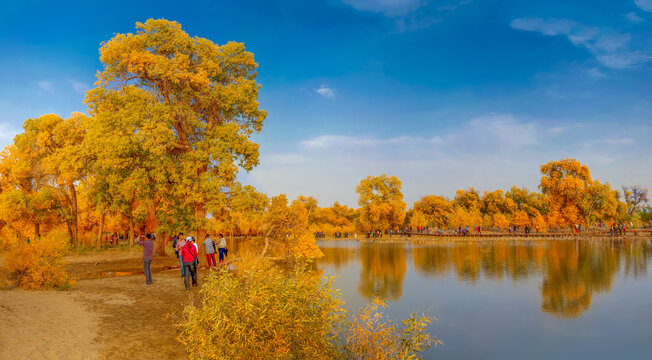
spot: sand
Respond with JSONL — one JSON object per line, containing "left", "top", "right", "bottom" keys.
{"left": 0, "top": 249, "right": 204, "bottom": 360}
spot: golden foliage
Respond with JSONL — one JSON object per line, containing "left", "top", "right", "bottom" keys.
{"left": 0, "top": 233, "right": 73, "bottom": 289}
{"left": 178, "top": 258, "right": 345, "bottom": 360}
{"left": 492, "top": 213, "right": 510, "bottom": 230}
{"left": 344, "top": 299, "right": 442, "bottom": 360}
{"left": 178, "top": 257, "right": 439, "bottom": 360}
{"left": 356, "top": 174, "right": 406, "bottom": 230}
{"left": 413, "top": 195, "right": 452, "bottom": 228}
{"left": 265, "top": 195, "right": 323, "bottom": 258}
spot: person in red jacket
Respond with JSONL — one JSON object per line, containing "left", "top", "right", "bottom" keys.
{"left": 180, "top": 236, "right": 199, "bottom": 290}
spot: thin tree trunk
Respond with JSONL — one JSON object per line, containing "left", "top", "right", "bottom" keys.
{"left": 66, "top": 221, "right": 74, "bottom": 245}
{"left": 34, "top": 222, "right": 40, "bottom": 240}
{"left": 261, "top": 226, "right": 276, "bottom": 257}
{"left": 129, "top": 215, "right": 135, "bottom": 246}
{"left": 153, "top": 200, "right": 167, "bottom": 257}
{"left": 195, "top": 202, "right": 206, "bottom": 265}
{"left": 70, "top": 184, "right": 79, "bottom": 246}
{"left": 97, "top": 211, "right": 105, "bottom": 249}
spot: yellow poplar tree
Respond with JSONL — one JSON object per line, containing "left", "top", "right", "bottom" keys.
{"left": 356, "top": 174, "right": 406, "bottom": 231}
{"left": 85, "top": 19, "right": 267, "bottom": 254}
{"left": 9, "top": 114, "right": 88, "bottom": 245}
{"left": 413, "top": 195, "right": 452, "bottom": 228}
{"left": 263, "top": 195, "right": 323, "bottom": 258}
{"left": 540, "top": 158, "right": 592, "bottom": 228}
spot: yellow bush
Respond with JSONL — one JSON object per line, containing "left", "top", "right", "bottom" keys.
{"left": 179, "top": 257, "right": 345, "bottom": 360}
{"left": 0, "top": 233, "right": 73, "bottom": 290}
{"left": 344, "top": 299, "right": 442, "bottom": 360}
{"left": 178, "top": 257, "right": 439, "bottom": 360}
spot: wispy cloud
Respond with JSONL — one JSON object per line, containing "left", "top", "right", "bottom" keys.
{"left": 636, "top": 0, "right": 652, "bottom": 12}
{"left": 341, "top": 0, "right": 422, "bottom": 17}
{"left": 68, "top": 80, "right": 88, "bottom": 94}
{"left": 625, "top": 12, "right": 644, "bottom": 23}
{"left": 302, "top": 113, "right": 539, "bottom": 152}
{"left": 510, "top": 17, "right": 652, "bottom": 69}
{"left": 315, "top": 85, "right": 335, "bottom": 99}
{"left": 342, "top": 0, "right": 471, "bottom": 31}
{"left": 547, "top": 126, "right": 567, "bottom": 136}
{"left": 264, "top": 153, "right": 309, "bottom": 165}
{"left": 301, "top": 134, "right": 415, "bottom": 148}
{"left": 37, "top": 80, "right": 54, "bottom": 94}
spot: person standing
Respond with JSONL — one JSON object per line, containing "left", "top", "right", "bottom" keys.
{"left": 136, "top": 233, "right": 154, "bottom": 285}
{"left": 181, "top": 236, "right": 198, "bottom": 290}
{"left": 203, "top": 234, "right": 217, "bottom": 268}
{"left": 192, "top": 238, "right": 199, "bottom": 267}
{"left": 175, "top": 233, "right": 186, "bottom": 277}
{"left": 217, "top": 233, "right": 227, "bottom": 262}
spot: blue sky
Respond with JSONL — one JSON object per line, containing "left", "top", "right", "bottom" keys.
{"left": 1, "top": 0, "right": 651, "bottom": 207}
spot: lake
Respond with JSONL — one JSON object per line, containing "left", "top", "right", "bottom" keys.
{"left": 314, "top": 238, "right": 652, "bottom": 360}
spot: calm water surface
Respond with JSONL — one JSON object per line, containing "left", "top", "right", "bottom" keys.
{"left": 313, "top": 239, "right": 652, "bottom": 360}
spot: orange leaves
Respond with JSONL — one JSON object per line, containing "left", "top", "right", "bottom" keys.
{"left": 0, "top": 234, "right": 73, "bottom": 289}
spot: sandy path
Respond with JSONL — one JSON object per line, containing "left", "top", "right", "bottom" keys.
{"left": 1, "top": 252, "right": 205, "bottom": 360}
{"left": 0, "top": 289, "right": 100, "bottom": 360}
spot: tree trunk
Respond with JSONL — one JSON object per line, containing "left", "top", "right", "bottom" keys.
{"left": 70, "top": 184, "right": 79, "bottom": 246}
{"left": 129, "top": 215, "right": 135, "bottom": 246}
{"left": 194, "top": 202, "right": 207, "bottom": 266}
{"left": 155, "top": 231, "right": 168, "bottom": 257}
{"left": 261, "top": 226, "right": 276, "bottom": 257}
{"left": 96, "top": 211, "right": 105, "bottom": 249}
{"left": 153, "top": 200, "right": 167, "bottom": 257}
{"left": 66, "top": 221, "right": 74, "bottom": 246}
{"left": 34, "top": 222, "right": 40, "bottom": 240}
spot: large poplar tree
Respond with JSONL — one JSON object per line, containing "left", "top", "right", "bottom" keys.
{"left": 85, "top": 19, "right": 266, "bottom": 255}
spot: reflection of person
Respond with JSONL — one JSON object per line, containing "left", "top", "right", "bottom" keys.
{"left": 135, "top": 233, "right": 154, "bottom": 285}
{"left": 217, "top": 234, "right": 227, "bottom": 262}
{"left": 181, "top": 236, "right": 198, "bottom": 290}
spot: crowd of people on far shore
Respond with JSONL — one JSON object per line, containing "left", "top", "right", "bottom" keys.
{"left": 134, "top": 232, "right": 228, "bottom": 290}
{"left": 312, "top": 222, "right": 652, "bottom": 239}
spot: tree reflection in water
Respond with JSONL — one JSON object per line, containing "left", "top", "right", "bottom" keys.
{"left": 409, "top": 239, "right": 651, "bottom": 318}
{"left": 358, "top": 243, "right": 407, "bottom": 300}
{"left": 230, "top": 238, "right": 652, "bottom": 319}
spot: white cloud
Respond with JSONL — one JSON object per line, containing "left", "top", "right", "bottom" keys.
{"left": 264, "top": 153, "right": 309, "bottom": 165}
{"left": 315, "top": 85, "right": 335, "bottom": 99}
{"left": 547, "top": 126, "right": 567, "bottom": 136}
{"left": 587, "top": 67, "right": 607, "bottom": 79}
{"left": 37, "top": 81, "right": 54, "bottom": 94}
{"left": 247, "top": 114, "right": 651, "bottom": 207}
{"left": 510, "top": 17, "right": 652, "bottom": 69}
{"left": 341, "top": 0, "right": 422, "bottom": 17}
{"left": 636, "top": 0, "right": 652, "bottom": 12}
{"left": 597, "top": 51, "right": 652, "bottom": 69}
{"left": 302, "top": 114, "right": 539, "bottom": 152}
{"left": 68, "top": 80, "right": 88, "bottom": 94}
{"left": 596, "top": 138, "right": 635, "bottom": 146}
{"left": 342, "top": 0, "right": 471, "bottom": 31}
{"left": 301, "top": 134, "right": 413, "bottom": 148}
{"left": 0, "top": 123, "right": 19, "bottom": 148}
{"left": 625, "top": 12, "right": 644, "bottom": 23}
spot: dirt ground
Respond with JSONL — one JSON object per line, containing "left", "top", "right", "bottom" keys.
{"left": 0, "top": 248, "right": 210, "bottom": 360}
